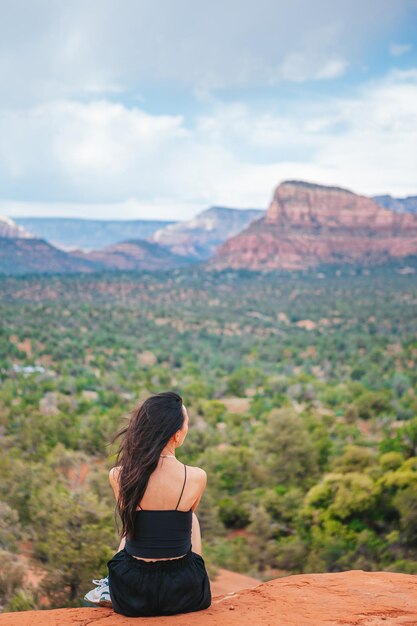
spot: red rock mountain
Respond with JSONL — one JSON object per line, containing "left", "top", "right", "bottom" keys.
{"left": 207, "top": 180, "right": 417, "bottom": 271}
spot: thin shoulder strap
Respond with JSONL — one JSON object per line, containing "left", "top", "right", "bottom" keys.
{"left": 175, "top": 464, "right": 187, "bottom": 510}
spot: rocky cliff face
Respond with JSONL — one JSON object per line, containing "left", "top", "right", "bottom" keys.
{"left": 150, "top": 207, "right": 263, "bottom": 260}
{"left": 207, "top": 181, "right": 417, "bottom": 271}
{"left": 0, "top": 215, "right": 34, "bottom": 239}
{"left": 2, "top": 570, "right": 416, "bottom": 626}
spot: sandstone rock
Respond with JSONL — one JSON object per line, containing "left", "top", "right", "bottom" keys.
{"left": 1, "top": 570, "right": 416, "bottom": 625}
{"left": 208, "top": 180, "right": 417, "bottom": 271}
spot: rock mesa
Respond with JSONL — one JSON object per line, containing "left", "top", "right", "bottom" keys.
{"left": 207, "top": 180, "right": 417, "bottom": 271}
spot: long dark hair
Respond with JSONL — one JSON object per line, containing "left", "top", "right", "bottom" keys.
{"left": 113, "top": 391, "right": 184, "bottom": 539}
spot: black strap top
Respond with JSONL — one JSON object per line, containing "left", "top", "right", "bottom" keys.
{"left": 125, "top": 463, "right": 193, "bottom": 559}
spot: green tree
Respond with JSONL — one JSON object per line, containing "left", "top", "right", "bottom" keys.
{"left": 5, "top": 588, "right": 38, "bottom": 612}
{"left": 393, "top": 484, "right": 417, "bottom": 546}
{"left": 0, "top": 550, "right": 24, "bottom": 607}
{"left": 305, "top": 472, "right": 377, "bottom": 521}
{"left": 29, "top": 485, "right": 115, "bottom": 605}
{"left": 246, "top": 505, "right": 280, "bottom": 572}
{"left": 254, "top": 408, "right": 320, "bottom": 487}
{"left": 0, "top": 501, "right": 21, "bottom": 552}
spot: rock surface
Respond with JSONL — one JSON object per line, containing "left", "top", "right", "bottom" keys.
{"left": 208, "top": 181, "right": 417, "bottom": 271}
{"left": 150, "top": 206, "right": 263, "bottom": 260}
{"left": 0, "top": 215, "right": 34, "bottom": 239}
{"left": 1, "top": 570, "right": 416, "bottom": 626}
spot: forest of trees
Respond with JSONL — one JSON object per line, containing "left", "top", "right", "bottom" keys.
{"left": 1, "top": 260, "right": 417, "bottom": 611}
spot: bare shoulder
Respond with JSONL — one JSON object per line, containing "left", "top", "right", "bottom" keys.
{"left": 186, "top": 464, "right": 207, "bottom": 486}
{"left": 109, "top": 465, "right": 122, "bottom": 485}
{"left": 185, "top": 465, "right": 207, "bottom": 511}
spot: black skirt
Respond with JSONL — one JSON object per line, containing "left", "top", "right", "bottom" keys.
{"left": 107, "top": 547, "right": 212, "bottom": 617}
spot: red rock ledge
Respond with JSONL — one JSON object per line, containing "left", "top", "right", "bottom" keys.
{"left": 1, "top": 570, "right": 416, "bottom": 626}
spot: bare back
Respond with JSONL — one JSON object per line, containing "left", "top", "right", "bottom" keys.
{"left": 110, "top": 458, "right": 207, "bottom": 513}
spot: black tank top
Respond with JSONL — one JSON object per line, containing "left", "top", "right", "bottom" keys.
{"left": 125, "top": 463, "right": 193, "bottom": 559}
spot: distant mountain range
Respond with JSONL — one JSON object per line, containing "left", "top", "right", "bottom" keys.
{"left": 2, "top": 184, "right": 417, "bottom": 274}
{"left": 70, "top": 239, "right": 194, "bottom": 271}
{"left": 0, "top": 237, "right": 98, "bottom": 275}
{"left": 1, "top": 206, "right": 263, "bottom": 274}
{"left": 12, "top": 217, "right": 176, "bottom": 251}
{"left": 0, "top": 236, "right": 195, "bottom": 275}
{"left": 372, "top": 195, "right": 417, "bottom": 214}
{"left": 13, "top": 207, "right": 263, "bottom": 259}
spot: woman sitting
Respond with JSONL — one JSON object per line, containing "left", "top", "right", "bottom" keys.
{"left": 103, "top": 391, "right": 211, "bottom": 617}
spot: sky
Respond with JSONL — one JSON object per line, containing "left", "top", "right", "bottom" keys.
{"left": 2, "top": 0, "right": 417, "bottom": 221}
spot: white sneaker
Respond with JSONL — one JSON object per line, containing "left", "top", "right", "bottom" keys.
{"left": 97, "top": 586, "right": 112, "bottom": 607}
{"left": 83, "top": 576, "right": 112, "bottom": 607}
{"left": 92, "top": 577, "right": 109, "bottom": 588}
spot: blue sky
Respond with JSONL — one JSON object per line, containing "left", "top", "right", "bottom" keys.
{"left": 2, "top": 0, "right": 417, "bottom": 220}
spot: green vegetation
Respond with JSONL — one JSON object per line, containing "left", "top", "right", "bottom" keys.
{"left": 1, "top": 261, "right": 417, "bottom": 610}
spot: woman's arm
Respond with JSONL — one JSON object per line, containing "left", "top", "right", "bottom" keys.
{"left": 109, "top": 466, "right": 126, "bottom": 549}
{"left": 191, "top": 469, "right": 207, "bottom": 512}
{"left": 109, "top": 466, "right": 122, "bottom": 503}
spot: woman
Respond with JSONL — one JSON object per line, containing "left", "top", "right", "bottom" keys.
{"left": 105, "top": 391, "right": 211, "bottom": 617}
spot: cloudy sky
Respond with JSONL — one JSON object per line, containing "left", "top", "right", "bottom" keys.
{"left": 2, "top": 0, "right": 417, "bottom": 220}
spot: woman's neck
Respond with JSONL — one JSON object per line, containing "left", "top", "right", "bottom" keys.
{"left": 160, "top": 446, "right": 176, "bottom": 457}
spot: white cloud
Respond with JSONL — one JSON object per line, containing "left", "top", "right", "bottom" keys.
{"left": 270, "top": 53, "right": 348, "bottom": 83}
{"left": 0, "top": 100, "right": 190, "bottom": 202}
{"left": 314, "top": 69, "right": 417, "bottom": 194}
{"left": 2, "top": 67, "right": 417, "bottom": 220}
{"left": 0, "top": 0, "right": 411, "bottom": 104}
{"left": 389, "top": 42, "right": 413, "bottom": 56}
{"left": 194, "top": 67, "right": 417, "bottom": 196}
{"left": 315, "top": 59, "right": 349, "bottom": 79}
{"left": 1, "top": 0, "right": 416, "bottom": 221}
